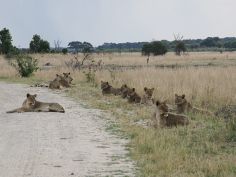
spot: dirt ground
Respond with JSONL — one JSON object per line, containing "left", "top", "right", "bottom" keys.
{"left": 0, "top": 82, "right": 136, "bottom": 177}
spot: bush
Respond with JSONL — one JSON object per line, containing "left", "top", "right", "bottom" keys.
{"left": 13, "top": 55, "right": 39, "bottom": 77}
{"left": 62, "top": 48, "right": 68, "bottom": 54}
{"left": 142, "top": 41, "right": 167, "bottom": 56}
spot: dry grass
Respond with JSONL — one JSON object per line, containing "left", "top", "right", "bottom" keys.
{"left": 0, "top": 52, "right": 235, "bottom": 177}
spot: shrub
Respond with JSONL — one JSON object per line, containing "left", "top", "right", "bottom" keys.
{"left": 62, "top": 48, "right": 68, "bottom": 54}
{"left": 13, "top": 55, "right": 39, "bottom": 77}
{"left": 142, "top": 41, "right": 167, "bottom": 56}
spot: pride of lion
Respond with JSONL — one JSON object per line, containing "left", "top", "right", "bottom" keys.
{"left": 101, "top": 81, "right": 214, "bottom": 128}
{"left": 6, "top": 73, "right": 214, "bottom": 129}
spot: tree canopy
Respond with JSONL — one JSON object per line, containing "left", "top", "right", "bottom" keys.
{"left": 29, "top": 34, "right": 50, "bottom": 53}
{"left": 0, "top": 28, "right": 13, "bottom": 54}
{"left": 142, "top": 41, "right": 167, "bottom": 56}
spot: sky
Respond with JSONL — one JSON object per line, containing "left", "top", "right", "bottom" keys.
{"left": 0, "top": 0, "right": 235, "bottom": 48}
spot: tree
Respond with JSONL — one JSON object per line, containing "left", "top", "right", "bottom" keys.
{"left": 29, "top": 34, "right": 50, "bottom": 53}
{"left": 68, "top": 41, "right": 82, "bottom": 52}
{"left": 142, "top": 41, "right": 167, "bottom": 56}
{"left": 0, "top": 28, "right": 13, "bottom": 54}
{"left": 29, "top": 34, "right": 41, "bottom": 53}
{"left": 151, "top": 41, "right": 168, "bottom": 56}
{"left": 39, "top": 40, "right": 50, "bottom": 52}
{"left": 62, "top": 48, "right": 68, "bottom": 54}
{"left": 82, "top": 42, "right": 93, "bottom": 53}
{"left": 224, "top": 41, "right": 236, "bottom": 49}
{"left": 68, "top": 41, "right": 94, "bottom": 53}
{"left": 174, "top": 34, "right": 186, "bottom": 56}
{"left": 200, "top": 37, "right": 220, "bottom": 47}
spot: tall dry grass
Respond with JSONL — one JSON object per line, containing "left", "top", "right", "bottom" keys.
{"left": 1, "top": 53, "right": 235, "bottom": 109}
{"left": 95, "top": 67, "right": 236, "bottom": 109}
{"left": 0, "top": 56, "right": 18, "bottom": 78}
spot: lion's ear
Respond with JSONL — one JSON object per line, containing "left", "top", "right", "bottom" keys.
{"left": 56, "top": 74, "right": 59, "bottom": 76}
{"left": 182, "top": 94, "right": 185, "bottom": 99}
{"left": 68, "top": 72, "right": 70, "bottom": 75}
{"left": 106, "top": 82, "right": 109, "bottom": 84}
{"left": 132, "top": 88, "right": 135, "bottom": 91}
{"left": 26, "top": 93, "right": 30, "bottom": 98}
{"left": 144, "top": 87, "right": 147, "bottom": 91}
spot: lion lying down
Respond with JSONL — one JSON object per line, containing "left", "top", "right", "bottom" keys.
{"left": 6, "top": 93, "right": 65, "bottom": 113}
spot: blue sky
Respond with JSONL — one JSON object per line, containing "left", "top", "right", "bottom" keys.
{"left": 0, "top": 0, "right": 235, "bottom": 47}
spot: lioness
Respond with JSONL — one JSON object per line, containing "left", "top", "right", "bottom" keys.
{"left": 141, "top": 87, "right": 154, "bottom": 104}
{"left": 175, "top": 94, "right": 213, "bottom": 116}
{"left": 127, "top": 88, "right": 141, "bottom": 103}
{"left": 49, "top": 74, "right": 70, "bottom": 89}
{"left": 100, "top": 81, "right": 121, "bottom": 95}
{"left": 63, "top": 72, "right": 73, "bottom": 84}
{"left": 6, "top": 93, "right": 65, "bottom": 113}
{"left": 120, "top": 84, "right": 133, "bottom": 98}
{"left": 154, "top": 100, "right": 189, "bottom": 128}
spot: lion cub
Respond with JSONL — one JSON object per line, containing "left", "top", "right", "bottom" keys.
{"left": 127, "top": 88, "right": 141, "bottom": 103}
{"left": 100, "top": 81, "right": 121, "bottom": 95}
{"left": 63, "top": 72, "right": 73, "bottom": 84}
{"left": 175, "top": 94, "right": 213, "bottom": 116}
{"left": 141, "top": 87, "right": 154, "bottom": 104}
{"left": 49, "top": 74, "right": 70, "bottom": 89}
{"left": 154, "top": 100, "right": 189, "bottom": 128}
{"left": 120, "top": 84, "right": 133, "bottom": 98}
{"left": 6, "top": 93, "right": 65, "bottom": 113}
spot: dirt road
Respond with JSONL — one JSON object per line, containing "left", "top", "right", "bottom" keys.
{"left": 0, "top": 82, "right": 136, "bottom": 177}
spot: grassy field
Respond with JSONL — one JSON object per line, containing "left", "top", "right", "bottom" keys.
{"left": 0, "top": 52, "right": 236, "bottom": 177}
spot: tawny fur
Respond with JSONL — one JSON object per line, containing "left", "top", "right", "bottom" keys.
{"left": 154, "top": 100, "right": 189, "bottom": 128}
{"left": 175, "top": 94, "right": 213, "bottom": 116}
{"left": 6, "top": 93, "right": 65, "bottom": 113}
{"left": 141, "top": 87, "right": 154, "bottom": 104}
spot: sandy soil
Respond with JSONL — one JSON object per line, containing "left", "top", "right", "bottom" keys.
{"left": 0, "top": 82, "right": 136, "bottom": 177}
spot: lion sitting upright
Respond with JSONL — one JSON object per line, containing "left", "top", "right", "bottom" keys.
{"left": 153, "top": 100, "right": 189, "bottom": 128}
{"left": 175, "top": 94, "right": 213, "bottom": 116}
{"left": 63, "top": 72, "right": 73, "bottom": 85}
{"left": 141, "top": 87, "right": 154, "bottom": 104}
{"left": 127, "top": 88, "right": 141, "bottom": 103}
{"left": 6, "top": 93, "right": 65, "bottom": 113}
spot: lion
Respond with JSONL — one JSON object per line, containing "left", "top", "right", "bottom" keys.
{"left": 49, "top": 74, "right": 70, "bottom": 89}
{"left": 100, "top": 81, "right": 121, "bottom": 95}
{"left": 63, "top": 72, "right": 73, "bottom": 84}
{"left": 120, "top": 84, "right": 133, "bottom": 98}
{"left": 175, "top": 94, "right": 213, "bottom": 116}
{"left": 141, "top": 87, "right": 154, "bottom": 104}
{"left": 127, "top": 88, "right": 141, "bottom": 103}
{"left": 153, "top": 100, "right": 189, "bottom": 128}
{"left": 6, "top": 93, "right": 65, "bottom": 113}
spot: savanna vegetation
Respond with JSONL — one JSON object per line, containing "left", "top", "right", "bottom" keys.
{"left": 0, "top": 27, "right": 235, "bottom": 177}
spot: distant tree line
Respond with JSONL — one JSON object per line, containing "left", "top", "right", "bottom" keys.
{"left": 1, "top": 27, "right": 236, "bottom": 56}
{"left": 96, "top": 37, "right": 236, "bottom": 53}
